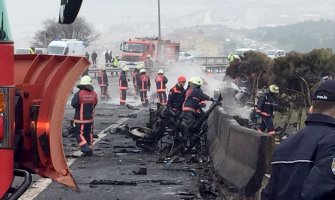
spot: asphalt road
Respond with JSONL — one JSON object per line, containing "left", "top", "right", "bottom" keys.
{"left": 18, "top": 76, "right": 218, "bottom": 200}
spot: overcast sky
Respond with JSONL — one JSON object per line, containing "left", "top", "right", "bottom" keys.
{"left": 5, "top": 0, "right": 335, "bottom": 47}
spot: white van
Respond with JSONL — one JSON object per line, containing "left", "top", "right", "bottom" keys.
{"left": 234, "top": 48, "right": 257, "bottom": 56}
{"left": 267, "top": 50, "right": 286, "bottom": 59}
{"left": 47, "top": 39, "right": 85, "bottom": 56}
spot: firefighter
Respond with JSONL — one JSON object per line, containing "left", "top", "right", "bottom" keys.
{"left": 227, "top": 54, "right": 240, "bottom": 63}
{"left": 71, "top": 75, "right": 98, "bottom": 156}
{"left": 262, "top": 80, "right": 335, "bottom": 199}
{"left": 167, "top": 75, "right": 187, "bottom": 114}
{"left": 155, "top": 69, "right": 168, "bottom": 105}
{"left": 180, "top": 77, "right": 213, "bottom": 143}
{"left": 119, "top": 66, "right": 129, "bottom": 105}
{"left": 256, "top": 84, "right": 279, "bottom": 135}
{"left": 132, "top": 64, "right": 142, "bottom": 99}
{"left": 144, "top": 55, "right": 154, "bottom": 75}
{"left": 97, "top": 65, "right": 109, "bottom": 100}
{"left": 137, "top": 68, "right": 150, "bottom": 106}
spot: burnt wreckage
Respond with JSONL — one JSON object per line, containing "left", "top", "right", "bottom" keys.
{"left": 129, "top": 94, "right": 223, "bottom": 156}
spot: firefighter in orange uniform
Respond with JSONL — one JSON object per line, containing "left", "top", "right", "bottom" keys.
{"left": 132, "top": 64, "right": 142, "bottom": 99}
{"left": 119, "top": 66, "right": 129, "bottom": 105}
{"left": 97, "top": 65, "right": 109, "bottom": 100}
{"left": 137, "top": 68, "right": 150, "bottom": 106}
{"left": 155, "top": 69, "right": 168, "bottom": 105}
{"left": 71, "top": 76, "right": 98, "bottom": 156}
{"left": 167, "top": 75, "right": 187, "bottom": 114}
{"left": 256, "top": 84, "right": 279, "bottom": 135}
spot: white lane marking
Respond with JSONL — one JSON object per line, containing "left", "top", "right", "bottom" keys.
{"left": 19, "top": 116, "right": 133, "bottom": 200}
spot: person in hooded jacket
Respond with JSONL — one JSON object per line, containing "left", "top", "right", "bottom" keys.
{"left": 71, "top": 75, "right": 98, "bottom": 156}
{"left": 155, "top": 69, "right": 168, "bottom": 105}
{"left": 262, "top": 80, "right": 335, "bottom": 200}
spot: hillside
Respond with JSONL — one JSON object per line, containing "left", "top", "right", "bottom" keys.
{"left": 244, "top": 20, "right": 335, "bottom": 52}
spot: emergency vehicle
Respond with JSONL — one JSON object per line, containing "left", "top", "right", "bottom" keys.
{"left": 0, "top": 0, "right": 84, "bottom": 199}
{"left": 120, "top": 37, "right": 180, "bottom": 66}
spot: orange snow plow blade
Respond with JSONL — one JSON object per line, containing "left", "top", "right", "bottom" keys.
{"left": 14, "top": 54, "right": 89, "bottom": 191}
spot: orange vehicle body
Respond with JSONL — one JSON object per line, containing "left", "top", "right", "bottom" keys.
{"left": 121, "top": 37, "right": 180, "bottom": 66}
{"left": 0, "top": 0, "right": 85, "bottom": 199}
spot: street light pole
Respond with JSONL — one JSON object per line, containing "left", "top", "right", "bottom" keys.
{"left": 157, "top": 0, "right": 162, "bottom": 64}
{"left": 158, "top": 0, "right": 161, "bottom": 40}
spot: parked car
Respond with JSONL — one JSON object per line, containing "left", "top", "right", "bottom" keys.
{"left": 179, "top": 51, "right": 194, "bottom": 62}
{"left": 15, "top": 47, "right": 47, "bottom": 54}
{"left": 267, "top": 49, "right": 286, "bottom": 59}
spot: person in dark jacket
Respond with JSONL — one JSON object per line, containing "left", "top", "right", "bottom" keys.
{"left": 155, "top": 69, "right": 168, "bottom": 105}
{"left": 256, "top": 84, "right": 279, "bottom": 135}
{"left": 108, "top": 50, "right": 113, "bottom": 65}
{"left": 137, "top": 68, "right": 150, "bottom": 106}
{"left": 262, "top": 80, "right": 335, "bottom": 200}
{"left": 119, "top": 66, "right": 129, "bottom": 105}
{"left": 71, "top": 75, "right": 98, "bottom": 156}
{"left": 91, "top": 51, "right": 97, "bottom": 67}
{"left": 105, "top": 50, "right": 110, "bottom": 66}
{"left": 97, "top": 65, "right": 109, "bottom": 100}
{"left": 167, "top": 75, "right": 186, "bottom": 114}
{"left": 85, "top": 51, "right": 90, "bottom": 60}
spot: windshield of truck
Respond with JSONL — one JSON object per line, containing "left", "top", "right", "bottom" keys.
{"left": 0, "top": 0, "right": 13, "bottom": 41}
{"left": 123, "top": 43, "right": 147, "bottom": 53}
{"left": 47, "top": 46, "right": 65, "bottom": 55}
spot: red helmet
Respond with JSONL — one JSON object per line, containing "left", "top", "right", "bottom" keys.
{"left": 178, "top": 75, "right": 186, "bottom": 83}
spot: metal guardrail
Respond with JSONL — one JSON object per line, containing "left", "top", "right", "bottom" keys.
{"left": 194, "top": 56, "right": 229, "bottom": 74}
{"left": 194, "top": 56, "right": 229, "bottom": 65}
{"left": 88, "top": 56, "right": 230, "bottom": 77}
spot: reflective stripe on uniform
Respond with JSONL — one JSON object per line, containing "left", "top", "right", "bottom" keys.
{"left": 182, "top": 107, "right": 196, "bottom": 113}
{"left": 271, "top": 160, "right": 314, "bottom": 165}
{"left": 74, "top": 119, "right": 94, "bottom": 123}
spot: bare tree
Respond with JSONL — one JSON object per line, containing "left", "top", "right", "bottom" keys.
{"left": 31, "top": 16, "right": 100, "bottom": 48}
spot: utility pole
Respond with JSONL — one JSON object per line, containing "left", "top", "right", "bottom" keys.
{"left": 157, "top": 0, "right": 162, "bottom": 63}
{"left": 158, "top": 0, "right": 161, "bottom": 40}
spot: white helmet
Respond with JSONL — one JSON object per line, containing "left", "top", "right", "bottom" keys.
{"left": 188, "top": 77, "right": 196, "bottom": 83}
{"left": 140, "top": 69, "right": 146, "bottom": 73}
{"left": 122, "top": 66, "right": 129, "bottom": 71}
{"left": 79, "top": 75, "right": 92, "bottom": 86}
{"left": 158, "top": 69, "right": 164, "bottom": 74}
{"left": 191, "top": 77, "right": 203, "bottom": 86}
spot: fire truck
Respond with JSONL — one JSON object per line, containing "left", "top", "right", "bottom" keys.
{"left": 0, "top": 0, "right": 85, "bottom": 199}
{"left": 120, "top": 37, "right": 180, "bottom": 66}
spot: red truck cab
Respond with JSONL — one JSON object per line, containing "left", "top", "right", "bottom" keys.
{"left": 120, "top": 37, "right": 180, "bottom": 67}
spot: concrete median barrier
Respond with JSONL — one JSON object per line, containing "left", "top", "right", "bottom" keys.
{"left": 207, "top": 107, "right": 273, "bottom": 197}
